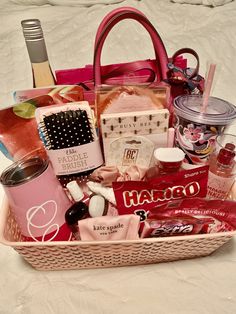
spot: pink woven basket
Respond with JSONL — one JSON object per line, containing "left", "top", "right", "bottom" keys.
{"left": 0, "top": 197, "right": 235, "bottom": 271}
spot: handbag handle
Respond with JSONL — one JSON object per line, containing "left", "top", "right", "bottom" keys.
{"left": 171, "top": 48, "right": 200, "bottom": 79}
{"left": 94, "top": 6, "right": 146, "bottom": 47}
{"left": 95, "top": 7, "right": 156, "bottom": 84}
{"left": 94, "top": 8, "right": 169, "bottom": 86}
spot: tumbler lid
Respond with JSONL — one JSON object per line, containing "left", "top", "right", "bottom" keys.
{"left": 0, "top": 156, "right": 48, "bottom": 187}
{"left": 174, "top": 95, "right": 236, "bottom": 125}
{"left": 154, "top": 147, "right": 185, "bottom": 163}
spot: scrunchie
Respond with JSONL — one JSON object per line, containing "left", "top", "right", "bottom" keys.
{"left": 90, "top": 165, "right": 147, "bottom": 187}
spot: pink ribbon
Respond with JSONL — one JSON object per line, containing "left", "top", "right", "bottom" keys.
{"left": 90, "top": 165, "right": 147, "bottom": 187}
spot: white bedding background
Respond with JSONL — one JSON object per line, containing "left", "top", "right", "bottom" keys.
{"left": 0, "top": 1, "right": 236, "bottom": 313}
{"left": 9, "top": 0, "right": 234, "bottom": 6}
{"left": 172, "top": 0, "right": 233, "bottom": 6}
{"left": 11, "top": 0, "right": 129, "bottom": 6}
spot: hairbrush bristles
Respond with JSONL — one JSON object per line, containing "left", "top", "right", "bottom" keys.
{"left": 35, "top": 101, "right": 104, "bottom": 183}
{"left": 40, "top": 109, "right": 94, "bottom": 150}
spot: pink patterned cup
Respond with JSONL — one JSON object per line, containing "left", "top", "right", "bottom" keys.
{"left": 0, "top": 156, "right": 72, "bottom": 242}
{"left": 173, "top": 95, "right": 236, "bottom": 165}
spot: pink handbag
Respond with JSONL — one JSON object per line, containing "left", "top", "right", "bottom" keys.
{"left": 55, "top": 7, "right": 204, "bottom": 109}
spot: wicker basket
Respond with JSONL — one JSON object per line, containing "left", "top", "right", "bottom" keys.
{"left": 0, "top": 197, "right": 235, "bottom": 271}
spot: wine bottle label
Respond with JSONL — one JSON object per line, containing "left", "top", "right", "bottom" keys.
{"left": 207, "top": 171, "right": 234, "bottom": 199}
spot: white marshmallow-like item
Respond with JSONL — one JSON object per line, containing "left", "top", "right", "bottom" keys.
{"left": 89, "top": 194, "right": 106, "bottom": 217}
{"left": 66, "top": 180, "right": 83, "bottom": 202}
{"left": 86, "top": 181, "right": 116, "bottom": 205}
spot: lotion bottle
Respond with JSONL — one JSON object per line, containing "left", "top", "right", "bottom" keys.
{"left": 207, "top": 143, "right": 235, "bottom": 199}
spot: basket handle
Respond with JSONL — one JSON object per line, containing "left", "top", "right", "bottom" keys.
{"left": 93, "top": 7, "right": 169, "bottom": 86}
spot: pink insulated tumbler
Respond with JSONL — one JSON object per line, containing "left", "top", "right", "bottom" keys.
{"left": 0, "top": 156, "right": 72, "bottom": 242}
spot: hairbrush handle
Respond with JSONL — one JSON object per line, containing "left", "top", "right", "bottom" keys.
{"left": 93, "top": 7, "right": 169, "bottom": 86}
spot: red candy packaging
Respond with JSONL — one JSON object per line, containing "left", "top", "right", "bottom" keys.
{"left": 113, "top": 166, "right": 209, "bottom": 219}
{"left": 140, "top": 197, "right": 236, "bottom": 238}
{"left": 140, "top": 214, "right": 213, "bottom": 238}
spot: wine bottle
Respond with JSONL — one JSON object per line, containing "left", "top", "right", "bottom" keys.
{"left": 21, "top": 19, "right": 55, "bottom": 87}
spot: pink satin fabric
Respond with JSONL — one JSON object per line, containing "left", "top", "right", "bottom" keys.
{"left": 90, "top": 165, "right": 147, "bottom": 187}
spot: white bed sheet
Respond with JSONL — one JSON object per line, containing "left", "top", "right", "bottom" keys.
{"left": 0, "top": 0, "right": 236, "bottom": 313}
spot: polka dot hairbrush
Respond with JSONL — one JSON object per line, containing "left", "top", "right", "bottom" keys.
{"left": 40, "top": 109, "right": 94, "bottom": 150}
{"left": 35, "top": 101, "right": 104, "bottom": 177}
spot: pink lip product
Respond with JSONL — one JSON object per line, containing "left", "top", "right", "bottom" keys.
{"left": 154, "top": 147, "right": 185, "bottom": 175}
{"left": 146, "top": 147, "right": 185, "bottom": 179}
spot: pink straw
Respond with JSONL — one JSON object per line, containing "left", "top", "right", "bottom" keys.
{"left": 201, "top": 63, "right": 216, "bottom": 113}
{"left": 167, "top": 127, "right": 175, "bottom": 148}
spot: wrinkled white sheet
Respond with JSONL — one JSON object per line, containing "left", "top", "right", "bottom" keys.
{"left": 11, "top": 0, "right": 128, "bottom": 6}
{"left": 172, "top": 0, "right": 233, "bottom": 7}
{"left": 1, "top": 0, "right": 236, "bottom": 313}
